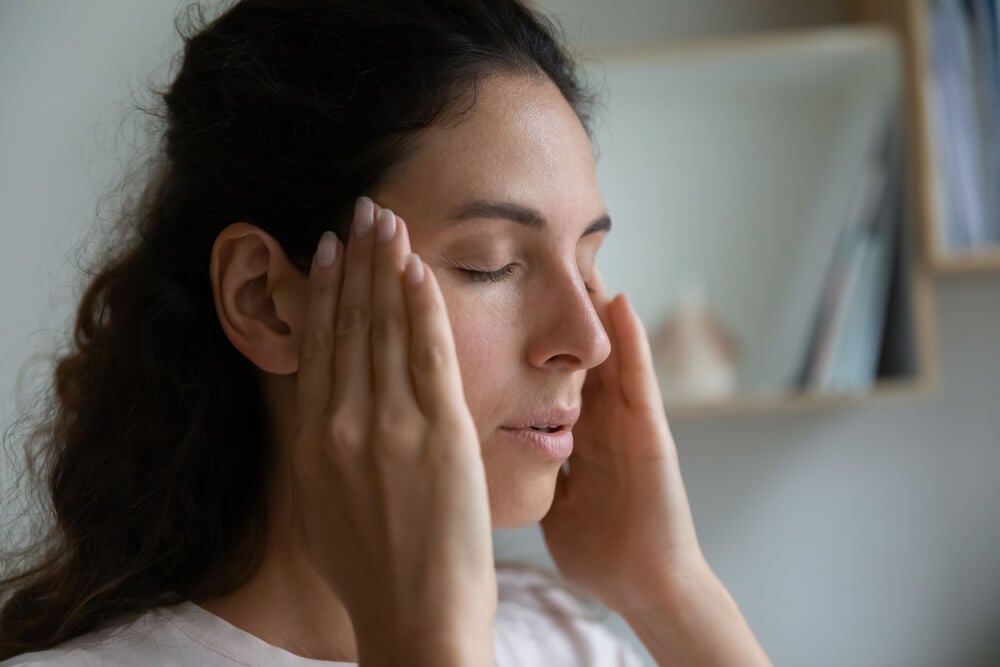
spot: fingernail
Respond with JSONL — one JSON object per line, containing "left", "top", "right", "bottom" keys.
{"left": 404, "top": 253, "right": 424, "bottom": 285}
{"left": 354, "top": 196, "right": 375, "bottom": 238}
{"left": 376, "top": 208, "right": 396, "bottom": 242}
{"left": 316, "top": 231, "right": 338, "bottom": 267}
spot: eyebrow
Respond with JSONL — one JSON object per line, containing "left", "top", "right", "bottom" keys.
{"left": 446, "top": 199, "right": 612, "bottom": 237}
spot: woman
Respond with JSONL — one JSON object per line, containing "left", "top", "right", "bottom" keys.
{"left": 0, "top": 0, "right": 771, "bottom": 665}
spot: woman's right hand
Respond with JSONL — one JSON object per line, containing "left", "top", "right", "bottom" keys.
{"left": 290, "top": 196, "right": 497, "bottom": 665}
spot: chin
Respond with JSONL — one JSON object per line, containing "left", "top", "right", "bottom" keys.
{"left": 484, "top": 453, "right": 563, "bottom": 529}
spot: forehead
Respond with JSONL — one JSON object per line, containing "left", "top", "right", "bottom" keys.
{"left": 376, "top": 73, "right": 604, "bottom": 226}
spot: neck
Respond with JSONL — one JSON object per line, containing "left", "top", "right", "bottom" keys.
{"left": 198, "top": 376, "right": 357, "bottom": 661}
{"left": 197, "top": 478, "right": 357, "bottom": 661}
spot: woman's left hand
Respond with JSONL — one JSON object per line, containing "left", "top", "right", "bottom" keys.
{"left": 539, "top": 269, "right": 711, "bottom": 615}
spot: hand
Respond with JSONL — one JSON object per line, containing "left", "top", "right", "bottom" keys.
{"left": 290, "top": 197, "right": 496, "bottom": 663}
{"left": 540, "top": 268, "right": 710, "bottom": 615}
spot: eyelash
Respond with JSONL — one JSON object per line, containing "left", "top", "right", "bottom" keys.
{"left": 460, "top": 265, "right": 595, "bottom": 294}
{"left": 460, "top": 265, "right": 516, "bottom": 283}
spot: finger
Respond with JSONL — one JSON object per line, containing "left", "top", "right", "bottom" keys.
{"left": 331, "top": 195, "right": 377, "bottom": 414}
{"left": 589, "top": 264, "right": 611, "bottom": 306}
{"left": 371, "top": 210, "right": 418, "bottom": 413}
{"left": 295, "top": 229, "right": 345, "bottom": 427}
{"left": 555, "top": 459, "right": 571, "bottom": 497}
{"left": 541, "top": 461, "right": 575, "bottom": 531}
{"left": 584, "top": 267, "right": 619, "bottom": 392}
{"left": 610, "top": 293, "right": 664, "bottom": 410}
{"left": 402, "top": 255, "right": 467, "bottom": 422}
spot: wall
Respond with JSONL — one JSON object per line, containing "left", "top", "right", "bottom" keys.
{"left": 497, "top": 2, "right": 1000, "bottom": 665}
{"left": 2, "top": 2, "right": 999, "bottom": 666}
{"left": 1, "top": 1, "right": 190, "bottom": 520}
{"left": 533, "top": 0, "right": 848, "bottom": 51}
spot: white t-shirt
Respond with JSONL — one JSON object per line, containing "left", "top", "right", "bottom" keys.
{"left": 1, "top": 569, "right": 645, "bottom": 666}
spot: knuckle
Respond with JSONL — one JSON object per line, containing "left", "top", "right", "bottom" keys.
{"left": 417, "top": 292, "right": 443, "bottom": 318}
{"left": 372, "top": 406, "right": 410, "bottom": 437}
{"left": 412, "top": 342, "right": 448, "bottom": 374}
{"left": 299, "top": 329, "right": 334, "bottom": 361}
{"left": 327, "top": 413, "right": 364, "bottom": 449}
{"left": 370, "top": 408, "right": 424, "bottom": 465}
{"left": 336, "top": 306, "right": 369, "bottom": 337}
{"left": 370, "top": 313, "right": 405, "bottom": 342}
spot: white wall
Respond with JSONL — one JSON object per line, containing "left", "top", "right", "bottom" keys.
{"left": 2, "top": 2, "right": 999, "bottom": 666}
{"left": 533, "top": 0, "right": 848, "bottom": 51}
{"left": 501, "top": 2, "right": 1000, "bottom": 665}
{"left": 0, "top": 0, "right": 190, "bottom": 523}
{"left": 0, "top": 0, "right": 178, "bottom": 502}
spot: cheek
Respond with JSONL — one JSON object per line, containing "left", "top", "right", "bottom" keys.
{"left": 443, "top": 291, "right": 520, "bottom": 430}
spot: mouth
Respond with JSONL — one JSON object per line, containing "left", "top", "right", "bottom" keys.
{"left": 500, "top": 406, "right": 581, "bottom": 433}
{"left": 498, "top": 423, "right": 575, "bottom": 460}
{"left": 526, "top": 424, "right": 565, "bottom": 433}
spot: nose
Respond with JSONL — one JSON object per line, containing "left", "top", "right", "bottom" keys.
{"left": 525, "top": 263, "right": 611, "bottom": 372}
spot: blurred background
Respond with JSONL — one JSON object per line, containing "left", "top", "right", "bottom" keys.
{"left": 2, "top": 1, "right": 1000, "bottom": 665}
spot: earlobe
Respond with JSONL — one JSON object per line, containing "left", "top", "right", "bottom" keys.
{"left": 209, "top": 223, "right": 307, "bottom": 376}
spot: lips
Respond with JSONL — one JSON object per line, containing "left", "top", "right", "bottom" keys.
{"left": 501, "top": 406, "right": 581, "bottom": 432}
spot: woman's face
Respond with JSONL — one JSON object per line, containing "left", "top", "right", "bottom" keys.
{"left": 368, "top": 73, "right": 612, "bottom": 528}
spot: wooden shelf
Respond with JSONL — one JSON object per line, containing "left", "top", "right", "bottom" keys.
{"left": 584, "top": 17, "right": 939, "bottom": 419}
{"left": 590, "top": 23, "right": 897, "bottom": 63}
{"left": 865, "top": 0, "right": 1000, "bottom": 275}
{"left": 931, "top": 245, "right": 1000, "bottom": 274}
{"left": 664, "top": 376, "right": 935, "bottom": 420}
{"left": 590, "top": 2, "right": 996, "bottom": 283}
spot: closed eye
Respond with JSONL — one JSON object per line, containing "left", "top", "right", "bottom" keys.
{"left": 459, "top": 265, "right": 595, "bottom": 294}
{"left": 459, "top": 265, "right": 516, "bottom": 283}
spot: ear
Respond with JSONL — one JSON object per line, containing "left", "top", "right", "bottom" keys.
{"left": 209, "top": 223, "right": 309, "bottom": 375}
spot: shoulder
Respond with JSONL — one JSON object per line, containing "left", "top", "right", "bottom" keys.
{"left": 1, "top": 602, "right": 355, "bottom": 667}
{"left": 493, "top": 566, "right": 646, "bottom": 667}
{"left": 0, "top": 646, "right": 108, "bottom": 667}
{"left": 0, "top": 605, "right": 209, "bottom": 667}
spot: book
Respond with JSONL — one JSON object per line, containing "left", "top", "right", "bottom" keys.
{"left": 969, "top": 0, "right": 1000, "bottom": 242}
{"left": 760, "top": 81, "right": 899, "bottom": 391}
{"left": 839, "top": 112, "right": 903, "bottom": 389}
{"left": 804, "top": 107, "right": 902, "bottom": 391}
{"left": 805, "top": 229, "right": 874, "bottom": 389}
{"left": 926, "top": 0, "right": 998, "bottom": 248}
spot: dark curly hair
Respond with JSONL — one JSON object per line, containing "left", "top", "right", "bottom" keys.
{"left": 0, "top": 0, "right": 601, "bottom": 659}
